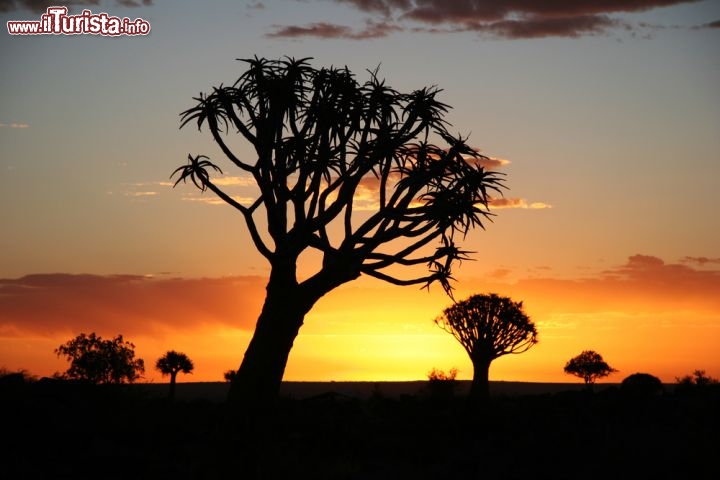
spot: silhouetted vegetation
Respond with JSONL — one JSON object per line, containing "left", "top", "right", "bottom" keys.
{"left": 426, "top": 367, "right": 459, "bottom": 400}
{"left": 675, "top": 369, "right": 719, "bottom": 394}
{"left": 564, "top": 350, "right": 617, "bottom": 389}
{"left": 174, "top": 57, "right": 505, "bottom": 408}
{"left": 155, "top": 351, "right": 194, "bottom": 401}
{"left": 2, "top": 375, "right": 718, "bottom": 479}
{"left": 223, "top": 369, "right": 237, "bottom": 383}
{"left": 54, "top": 332, "right": 145, "bottom": 384}
{"left": 435, "top": 293, "right": 538, "bottom": 403}
{"left": 621, "top": 372, "right": 663, "bottom": 398}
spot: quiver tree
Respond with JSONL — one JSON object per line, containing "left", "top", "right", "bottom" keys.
{"left": 174, "top": 57, "right": 504, "bottom": 409}
{"left": 563, "top": 350, "right": 617, "bottom": 389}
{"left": 155, "top": 350, "right": 194, "bottom": 401}
{"left": 435, "top": 293, "right": 537, "bottom": 403}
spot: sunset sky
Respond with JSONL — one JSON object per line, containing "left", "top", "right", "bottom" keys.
{"left": 1, "top": 0, "right": 719, "bottom": 384}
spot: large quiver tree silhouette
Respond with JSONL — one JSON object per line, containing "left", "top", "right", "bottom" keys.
{"left": 174, "top": 57, "right": 504, "bottom": 409}
{"left": 435, "top": 293, "right": 537, "bottom": 403}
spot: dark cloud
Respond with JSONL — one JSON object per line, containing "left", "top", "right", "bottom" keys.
{"left": 115, "top": 0, "right": 153, "bottom": 7}
{"left": 336, "top": 0, "right": 411, "bottom": 16}
{"left": 267, "top": 19, "right": 402, "bottom": 39}
{"left": 480, "top": 14, "right": 621, "bottom": 39}
{"left": 0, "top": 273, "right": 266, "bottom": 337}
{"left": 1, "top": 0, "right": 152, "bottom": 14}
{"left": 694, "top": 19, "right": 720, "bottom": 29}
{"left": 681, "top": 256, "right": 720, "bottom": 266}
{"left": 271, "top": 0, "right": 701, "bottom": 39}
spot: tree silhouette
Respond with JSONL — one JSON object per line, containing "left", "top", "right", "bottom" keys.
{"left": 435, "top": 293, "right": 538, "bottom": 403}
{"left": 155, "top": 350, "right": 194, "bottom": 401}
{"left": 174, "top": 57, "right": 504, "bottom": 409}
{"left": 223, "top": 369, "right": 238, "bottom": 383}
{"left": 621, "top": 372, "right": 663, "bottom": 398}
{"left": 55, "top": 333, "right": 144, "bottom": 384}
{"left": 563, "top": 350, "right": 616, "bottom": 389}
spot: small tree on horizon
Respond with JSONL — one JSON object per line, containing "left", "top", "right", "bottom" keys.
{"left": 155, "top": 350, "right": 194, "bottom": 401}
{"left": 435, "top": 293, "right": 538, "bottom": 403}
{"left": 55, "top": 332, "right": 145, "bottom": 385}
{"left": 564, "top": 350, "right": 617, "bottom": 389}
{"left": 173, "top": 56, "right": 505, "bottom": 410}
{"left": 223, "top": 369, "right": 238, "bottom": 383}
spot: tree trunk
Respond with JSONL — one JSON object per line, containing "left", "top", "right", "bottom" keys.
{"left": 227, "top": 254, "right": 358, "bottom": 411}
{"left": 469, "top": 358, "right": 491, "bottom": 404}
{"left": 228, "top": 271, "right": 317, "bottom": 411}
{"left": 168, "top": 372, "right": 177, "bottom": 402}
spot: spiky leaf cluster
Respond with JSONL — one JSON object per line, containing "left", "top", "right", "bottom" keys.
{"left": 174, "top": 57, "right": 505, "bottom": 294}
{"left": 435, "top": 293, "right": 538, "bottom": 361}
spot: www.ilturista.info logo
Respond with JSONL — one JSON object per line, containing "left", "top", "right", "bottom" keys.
{"left": 7, "top": 6, "right": 150, "bottom": 36}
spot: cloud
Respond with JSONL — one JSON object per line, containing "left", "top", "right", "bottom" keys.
{"left": 267, "top": 19, "right": 402, "bottom": 39}
{"left": 212, "top": 176, "right": 256, "bottom": 187}
{"left": 271, "top": 0, "right": 702, "bottom": 40}
{"left": 693, "top": 19, "right": 720, "bottom": 29}
{"left": 0, "top": 274, "right": 267, "bottom": 337}
{"left": 0, "top": 123, "right": 29, "bottom": 128}
{"left": 181, "top": 193, "right": 256, "bottom": 206}
{"left": 1, "top": 0, "right": 153, "bottom": 14}
{"left": 489, "top": 197, "right": 552, "bottom": 209}
{"left": 681, "top": 256, "right": 720, "bottom": 266}
{"left": 466, "top": 155, "right": 510, "bottom": 170}
{"left": 115, "top": 0, "right": 153, "bottom": 7}
{"left": 456, "top": 254, "right": 720, "bottom": 324}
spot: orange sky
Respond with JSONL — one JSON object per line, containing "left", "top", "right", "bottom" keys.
{"left": 1, "top": 254, "right": 718, "bottom": 383}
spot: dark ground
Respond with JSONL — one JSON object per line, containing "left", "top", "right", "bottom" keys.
{"left": 1, "top": 379, "right": 717, "bottom": 479}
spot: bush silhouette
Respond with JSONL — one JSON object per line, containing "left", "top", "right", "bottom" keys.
{"left": 426, "top": 367, "right": 459, "bottom": 400}
{"left": 621, "top": 372, "right": 663, "bottom": 398}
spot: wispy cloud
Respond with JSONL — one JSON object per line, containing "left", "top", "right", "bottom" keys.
{"left": 181, "top": 193, "right": 256, "bottom": 206}
{"left": 489, "top": 197, "right": 552, "bottom": 209}
{"left": 0, "top": 123, "right": 29, "bottom": 128}
{"left": 680, "top": 256, "right": 720, "bottom": 266}
{"left": 693, "top": 19, "right": 720, "bottom": 29}
{"left": 0, "top": 0, "right": 153, "bottom": 14}
{"left": 212, "top": 176, "right": 256, "bottom": 187}
{"left": 267, "top": 19, "right": 402, "bottom": 39}
{"left": 269, "top": 0, "right": 702, "bottom": 40}
{"left": 109, "top": 180, "right": 172, "bottom": 200}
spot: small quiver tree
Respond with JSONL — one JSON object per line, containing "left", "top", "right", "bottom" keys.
{"left": 435, "top": 293, "right": 538, "bottom": 404}
{"left": 155, "top": 350, "right": 194, "bottom": 401}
